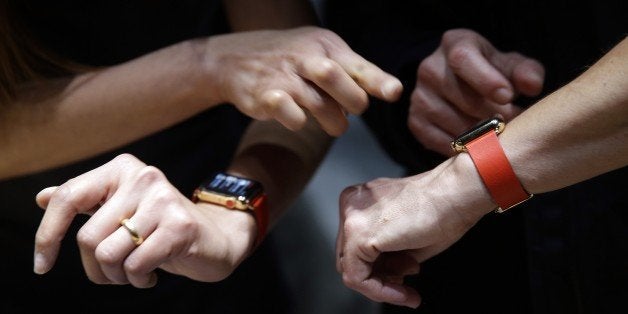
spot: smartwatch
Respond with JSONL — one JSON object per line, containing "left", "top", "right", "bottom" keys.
{"left": 192, "top": 172, "right": 269, "bottom": 247}
{"left": 451, "top": 117, "right": 532, "bottom": 213}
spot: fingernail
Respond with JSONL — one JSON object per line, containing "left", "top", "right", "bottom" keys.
{"left": 33, "top": 252, "right": 47, "bottom": 275}
{"left": 526, "top": 71, "right": 544, "bottom": 88}
{"left": 381, "top": 80, "right": 402, "bottom": 100}
{"left": 492, "top": 87, "right": 513, "bottom": 104}
{"left": 147, "top": 272, "right": 158, "bottom": 288}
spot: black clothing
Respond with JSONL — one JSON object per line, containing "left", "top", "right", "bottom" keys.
{"left": 1, "top": 1, "right": 290, "bottom": 313}
{"left": 325, "top": 1, "right": 628, "bottom": 313}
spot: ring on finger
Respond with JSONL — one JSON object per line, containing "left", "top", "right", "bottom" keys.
{"left": 120, "top": 218, "right": 144, "bottom": 246}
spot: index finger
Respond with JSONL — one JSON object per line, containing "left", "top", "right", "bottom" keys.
{"left": 33, "top": 154, "right": 144, "bottom": 274}
{"left": 34, "top": 182, "right": 107, "bottom": 274}
{"left": 341, "top": 245, "right": 421, "bottom": 308}
{"left": 446, "top": 38, "right": 514, "bottom": 104}
{"left": 329, "top": 48, "right": 403, "bottom": 103}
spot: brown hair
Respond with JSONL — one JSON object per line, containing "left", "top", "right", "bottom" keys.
{"left": 0, "top": 0, "right": 82, "bottom": 104}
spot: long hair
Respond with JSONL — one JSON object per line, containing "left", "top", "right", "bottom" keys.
{"left": 0, "top": 0, "right": 82, "bottom": 104}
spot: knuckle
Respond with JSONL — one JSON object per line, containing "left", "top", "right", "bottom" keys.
{"left": 167, "top": 211, "right": 197, "bottom": 234}
{"left": 310, "top": 27, "right": 336, "bottom": 42}
{"left": 340, "top": 185, "right": 358, "bottom": 201}
{"left": 134, "top": 166, "right": 166, "bottom": 186}
{"left": 149, "top": 185, "right": 181, "bottom": 207}
{"left": 342, "top": 272, "right": 360, "bottom": 289}
{"left": 410, "top": 88, "right": 428, "bottom": 111}
{"left": 305, "top": 100, "right": 326, "bottom": 116}
{"left": 441, "top": 28, "right": 473, "bottom": 47}
{"left": 311, "top": 59, "right": 338, "bottom": 82}
{"left": 447, "top": 45, "right": 474, "bottom": 70}
{"left": 112, "top": 153, "right": 140, "bottom": 165}
{"left": 76, "top": 227, "right": 100, "bottom": 251}
{"left": 417, "top": 58, "right": 440, "bottom": 84}
{"left": 344, "top": 216, "right": 366, "bottom": 235}
{"left": 50, "top": 181, "right": 75, "bottom": 204}
{"left": 123, "top": 258, "right": 144, "bottom": 276}
{"left": 235, "top": 96, "right": 259, "bottom": 117}
{"left": 260, "top": 90, "right": 287, "bottom": 113}
{"left": 94, "top": 245, "right": 119, "bottom": 266}
{"left": 441, "top": 29, "right": 460, "bottom": 46}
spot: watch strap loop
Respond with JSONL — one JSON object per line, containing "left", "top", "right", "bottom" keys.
{"left": 250, "top": 194, "right": 269, "bottom": 248}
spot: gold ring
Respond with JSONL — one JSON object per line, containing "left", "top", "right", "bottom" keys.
{"left": 120, "top": 218, "right": 144, "bottom": 246}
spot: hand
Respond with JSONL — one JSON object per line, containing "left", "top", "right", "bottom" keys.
{"left": 408, "top": 28, "right": 544, "bottom": 155}
{"left": 204, "top": 26, "right": 403, "bottom": 136}
{"left": 33, "top": 154, "right": 255, "bottom": 287}
{"left": 336, "top": 156, "right": 494, "bottom": 308}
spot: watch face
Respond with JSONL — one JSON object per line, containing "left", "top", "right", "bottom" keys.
{"left": 204, "top": 173, "right": 263, "bottom": 200}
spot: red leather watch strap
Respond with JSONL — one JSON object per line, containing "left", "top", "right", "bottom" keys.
{"left": 466, "top": 131, "right": 530, "bottom": 212}
{"left": 250, "top": 194, "right": 269, "bottom": 247}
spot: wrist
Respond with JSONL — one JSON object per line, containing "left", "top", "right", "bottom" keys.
{"left": 188, "top": 37, "right": 224, "bottom": 106}
{"left": 445, "top": 153, "right": 498, "bottom": 219}
{"left": 195, "top": 202, "right": 257, "bottom": 263}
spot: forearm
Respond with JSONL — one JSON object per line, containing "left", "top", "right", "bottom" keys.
{"left": 503, "top": 37, "right": 628, "bottom": 194}
{"left": 446, "top": 37, "right": 628, "bottom": 218}
{"left": 227, "top": 118, "right": 333, "bottom": 226}
{"left": 0, "top": 40, "right": 214, "bottom": 180}
{"left": 223, "top": 0, "right": 318, "bottom": 31}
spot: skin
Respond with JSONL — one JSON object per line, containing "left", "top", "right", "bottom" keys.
{"left": 0, "top": 26, "right": 401, "bottom": 180}
{"left": 408, "top": 29, "right": 545, "bottom": 156}
{"left": 337, "top": 36, "right": 628, "bottom": 308}
{"left": 30, "top": 0, "right": 403, "bottom": 287}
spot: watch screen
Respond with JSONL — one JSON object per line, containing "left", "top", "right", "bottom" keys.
{"left": 205, "top": 173, "right": 263, "bottom": 199}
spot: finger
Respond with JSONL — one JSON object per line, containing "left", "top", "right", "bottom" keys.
{"left": 502, "top": 53, "right": 545, "bottom": 97}
{"left": 418, "top": 52, "right": 497, "bottom": 120}
{"left": 343, "top": 271, "right": 421, "bottom": 308}
{"left": 410, "top": 87, "right": 478, "bottom": 137}
{"left": 407, "top": 113, "right": 458, "bottom": 156}
{"left": 76, "top": 165, "right": 161, "bottom": 284}
{"left": 33, "top": 171, "right": 113, "bottom": 274}
{"left": 35, "top": 186, "right": 58, "bottom": 209}
{"left": 443, "top": 33, "right": 514, "bottom": 104}
{"left": 298, "top": 57, "right": 369, "bottom": 115}
{"left": 292, "top": 84, "right": 348, "bottom": 137}
{"left": 335, "top": 217, "right": 345, "bottom": 273}
{"left": 494, "top": 102, "right": 524, "bottom": 121}
{"left": 95, "top": 216, "right": 154, "bottom": 285}
{"left": 412, "top": 84, "right": 523, "bottom": 132}
{"left": 76, "top": 202, "right": 137, "bottom": 284}
{"left": 336, "top": 188, "right": 354, "bottom": 273}
{"left": 373, "top": 252, "right": 421, "bottom": 277}
{"left": 122, "top": 189, "right": 192, "bottom": 288}
{"left": 33, "top": 154, "right": 143, "bottom": 275}
{"left": 38, "top": 186, "right": 99, "bottom": 216}
{"left": 259, "top": 89, "right": 308, "bottom": 131}
{"left": 330, "top": 50, "right": 403, "bottom": 103}
{"left": 124, "top": 226, "right": 187, "bottom": 288}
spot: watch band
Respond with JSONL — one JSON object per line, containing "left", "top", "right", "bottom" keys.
{"left": 249, "top": 194, "right": 269, "bottom": 247}
{"left": 452, "top": 117, "right": 532, "bottom": 213}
